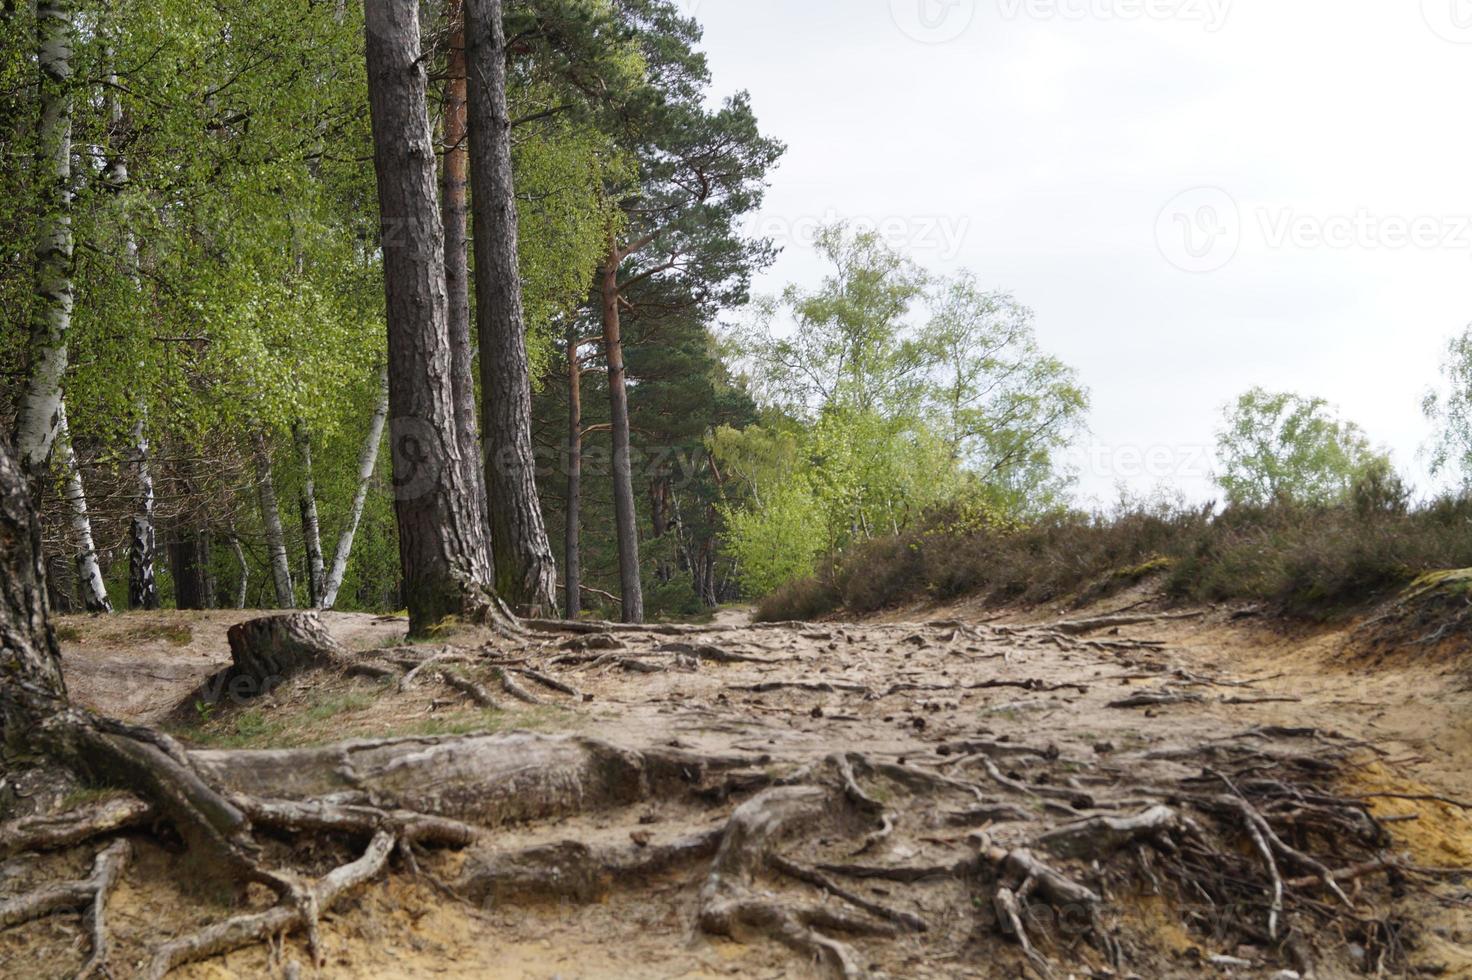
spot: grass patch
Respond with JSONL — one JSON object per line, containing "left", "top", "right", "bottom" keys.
{"left": 120, "top": 621, "right": 194, "bottom": 646}
{"left": 170, "top": 681, "right": 582, "bottom": 751}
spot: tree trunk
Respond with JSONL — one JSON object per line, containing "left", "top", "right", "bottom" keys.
{"left": 228, "top": 535, "right": 249, "bottom": 610}
{"left": 0, "top": 444, "right": 69, "bottom": 735}
{"left": 292, "top": 423, "right": 325, "bottom": 607}
{"left": 599, "top": 251, "right": 644, "bottom": 623}
{"left": 321, "top": 364, "right": 390, "bottom": 611}
{"left": 127, "top": 420, "right": 158, "bottom": 610}
{"left": 45, "top": 553, "right": 75, "bottom": 615}
{"left": 564, "top": 330, "right": 582, "bottom": 620}
{"left": 55, "top": 406, "right": 110, "bottom": 613}
{"left": 169, "top": 531, "right": 209, "bottom": 611}
{"left": 105, "top": 50, "right": 159, "bottom": 612}
{"left": 364, "top": 0, "right": 496, "bottom": 635}
{"left": 465, "top": 0, "right": 558, "bottom": 616}
{"left": 252, "top": 434, "right": 295, "bottom": 609}
{"left": 13, "top": 0, "right": 75, "bottom": 487}
{"left": 207, "top": 612, "right": 348, "bottom": 702}
{"left": 440, "top": 0, "right": 490, "bottom": 565}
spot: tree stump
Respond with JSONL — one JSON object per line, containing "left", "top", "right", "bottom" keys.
{"left": 213, "top": 612, "right": 348, "bottom": 702}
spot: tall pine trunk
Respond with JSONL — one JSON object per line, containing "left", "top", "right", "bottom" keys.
{"left": 564, "top": 330, "right": 582, "bottom": 620}
{"left": 599, "top": 250, "right": 644, "bottom": 623}
{"left": 465, "top": 0, "right": 557, "bottom": 615}
{"left": 293, "top": 423, "right": 325, "bottom": 607}
{"left": 56, "top": 406, "right": 110, "bottom": 612}
{"left": 365, "top": 0, "right": 496, "bottom": 635}
{"left": 440, "top": 0, "right": 490, "bottom": 563}
{"left": 14, "top": 0, "right": 75, "bottom": 485}
{"left": 253, "top": 433, "right": 295, "bottom": 609}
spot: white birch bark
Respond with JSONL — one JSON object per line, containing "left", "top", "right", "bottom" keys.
{"left": 56, "top": 405, "right": 111, "bottom": 613}
{"left": 229, "top": 535, "right": 249, "bottom": 610}
{"left": 15, "top": 0, "right": 75, "bottom": 481}
{"left": 320, "top": 365, "right": 389, "bottom": 610}
{"left": 253, "top": 433, "right": 296, "bottom": 609}
{"left": 107, "top": 49, "right": 159, "bottom": 610}
{"left": 294, "top": 423, "right": 326, "bottom": 606}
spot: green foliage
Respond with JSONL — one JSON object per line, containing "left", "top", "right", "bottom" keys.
{"left": 719, "top": 480, "right": 826, "bottom": 594}
{"left": 1214, "top": 388, "right": 1390, "bottom": 507}
{"left": 1423, "top": 324, "right": 1472, "bottom": 487}
{"left": 720, "top": 225, "right": 1086, "bottom": 599}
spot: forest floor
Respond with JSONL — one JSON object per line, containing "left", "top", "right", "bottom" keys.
{"left": 4, "top": 588, "right": 1471, "bottom": 979}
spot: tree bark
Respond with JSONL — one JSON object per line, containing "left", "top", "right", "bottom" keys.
{"left": 0, "top": 441, "right": 69, "bottom": 725}
{"left": 364, "top": 0, "right": 496, "bottom": 635}
{"left": 599, "top": 250, "right": 644, "bottom": 623}
{"left": 564, "top": 329, "right": 583, "bottom": 620}
{"left": 252, "top": 433, "right": 295, "bottom": 609}
{"left": 465, "top": 0, "right": 558, "bottom": 616}
{"left": 292, "top": 423, "right": 325, "bottom": 607}
{"left": 127, "top": 420, "right": 158, "bottom": 610}
{"left": 228, "top": 535, "right": 249, "bottom": 610}
{"left": 13, "top": 0, "right": 75, "bottom": 486}
{"left": 169, "top": 531, "right": 208, "bottom": 611}
{"left": 55, "top": 406, "right": 110, "bottom": 613}
{"left": 440, "top": 0, "right": 491, "bottom": 566}
{"left": 207, "top": 612, "right": 348, "bottom": 702}
{"left": 105, "top": 49, "right": 159, "bottom": 612}
{"left": 321, "top": 364, "right": 390, "bottom": 611}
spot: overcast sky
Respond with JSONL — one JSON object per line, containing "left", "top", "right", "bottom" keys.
{"left": 687, "top": 0, "right": 1472, "bottom": 506}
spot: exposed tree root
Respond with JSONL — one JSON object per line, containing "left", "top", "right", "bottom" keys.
{"left": 696, "top": 781, "right": 890, "bottom": 979}
{"left": 0, "top": 795, "right": 150, "bottom": 857}
{"left": 143, "top": 830, "right": 394, "bottom": 980}
{"left": 2, "top": 603, "right": 1437, "bottom": 980}
{"left": 0, "top": 838, "right": 130, "bottom": 978}
{"left": 492, "top": 666, "right": 542, "bottom": 704}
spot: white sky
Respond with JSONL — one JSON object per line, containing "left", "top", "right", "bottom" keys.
{"left": 688, "top": 0, "right": 1472, "bottom": 506}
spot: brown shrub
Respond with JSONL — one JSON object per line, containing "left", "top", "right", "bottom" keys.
{"left": 755, "top": 493, "right": 1472, "bottom": 622}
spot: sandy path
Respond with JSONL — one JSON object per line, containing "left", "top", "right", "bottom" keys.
{"left": 20, "top": 603, "right": 1471, "bottom": 978}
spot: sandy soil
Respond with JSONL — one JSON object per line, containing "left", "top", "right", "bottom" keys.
{"left": 3, "top": 596, "right": 1469, "bottom": 979}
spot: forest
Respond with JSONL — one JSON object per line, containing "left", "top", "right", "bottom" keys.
{"left": 0, "top": 1, "right": 1470, "bottom": 979}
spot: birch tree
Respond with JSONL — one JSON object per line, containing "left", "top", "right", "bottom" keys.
{"left": 13, "top": 0, "right": 75, "bottom": 485}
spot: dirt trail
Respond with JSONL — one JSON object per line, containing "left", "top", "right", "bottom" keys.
{"left": 6, "top": 601, "right": 1470, "bottom": 979}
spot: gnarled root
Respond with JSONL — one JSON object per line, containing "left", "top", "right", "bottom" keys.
{"left": 696, "top": 758, "right": 915, "bottom": 979}
{"left": 144, "top": 830, "right": 394, "bottom": 980}
{"left": 0, "top": 838, "right": 130, "bottom": 979}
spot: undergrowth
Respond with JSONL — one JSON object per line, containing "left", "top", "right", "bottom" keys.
{"left": 758, "top": 491, "right": 1472, "bottom": 622}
